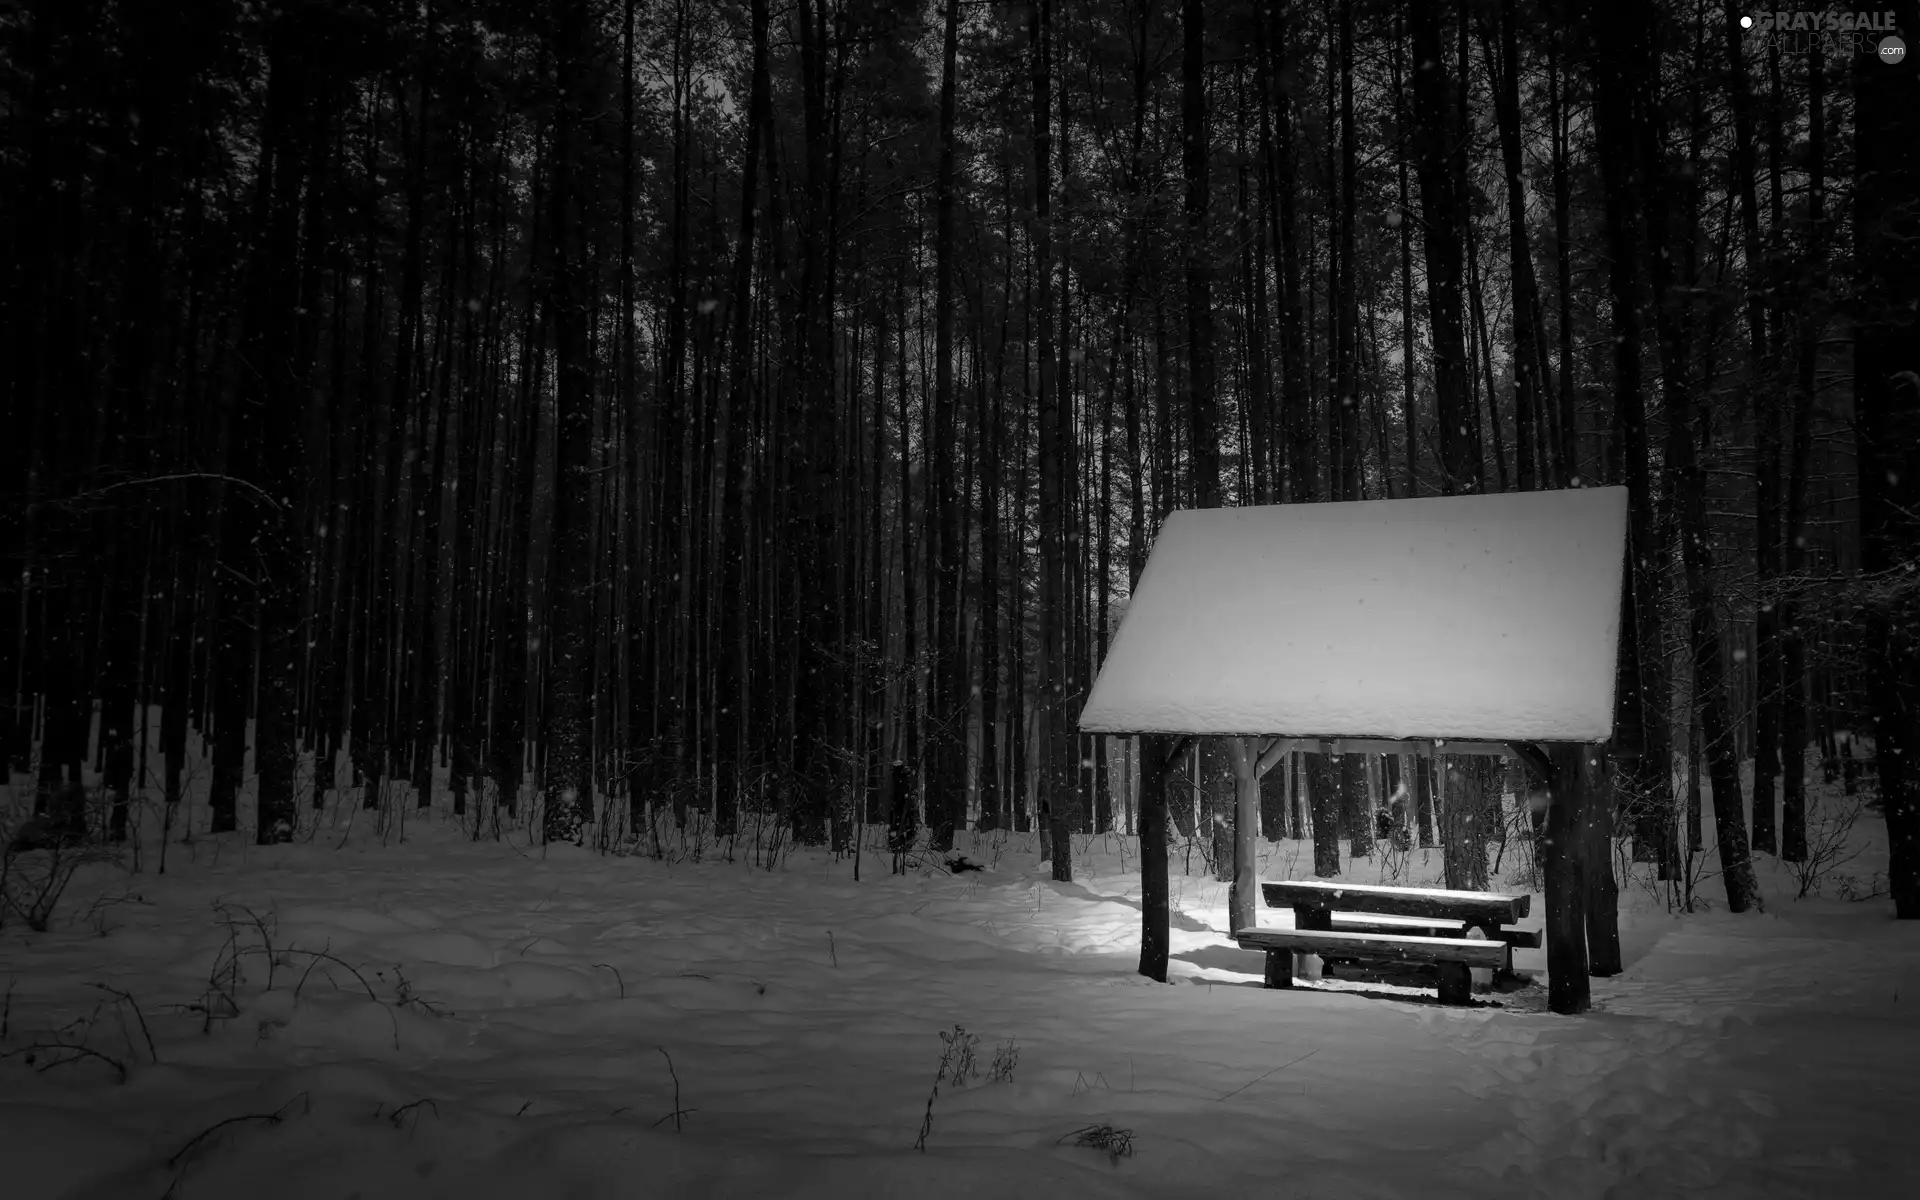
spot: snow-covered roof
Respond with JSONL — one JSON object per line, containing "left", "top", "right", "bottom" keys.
{"left": 1078, "top": 487, "right": 1628, "bottom": 743}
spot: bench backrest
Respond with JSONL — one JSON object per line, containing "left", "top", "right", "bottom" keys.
{"left": 1262, "top": 879, "right": 1529, "bottom": 923}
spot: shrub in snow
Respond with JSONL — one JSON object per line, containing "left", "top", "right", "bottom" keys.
{"left": 2, "top": 788, "right": 121, "bottom": 933}
{"left": 1791, "top": 789, "right": 1870, "bottom": 900}
{"left": 913, "top": 1024, "right": 983, "bottom": 1152}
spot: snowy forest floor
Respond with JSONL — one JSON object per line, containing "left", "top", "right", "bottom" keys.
{"left": 2, "top": 783, "right": 1915, "bottom": 1199}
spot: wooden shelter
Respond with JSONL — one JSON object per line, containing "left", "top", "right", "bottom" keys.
{"left": 1078, "top": 487, "right": 1632, "bottom": 1015}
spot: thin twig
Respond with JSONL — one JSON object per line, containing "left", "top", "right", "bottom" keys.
{"left": 91, "top": 983, "right": 158, "bottom": 1064}
{"left": 593, "top": 962, "right": 625, "bottom": 999}
{"left": 287, "top": 946, "right": 380, "bottom": 1002}
{"left": 1, "top": 1041, "right": 129, "bottom": 1083}
{"left": 1219, "top": 1048, "right": 1319, "bottom": 1102}
{"left": 653, "top": 1047, "right": 692, "bottom": 1131}
{"left": 217, "top": 903, "right": 277, "bottom": 991}
{"left": 388, "top": 1098, "right": 439, "bottom": 1128}
{"left": 164, "top": 1092, "right": 309, "bottom": 1174}
{"left": 72, "top": 473, "right": 287, "bottom": 514}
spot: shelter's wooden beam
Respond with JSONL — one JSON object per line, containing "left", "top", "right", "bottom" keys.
{"left": 1160, "top": 734, "right": 1195, "bottom": 769}
{"left": 1505, "top": 741, "right": 1557, "bottom": 785}
{"left": 1422, "top": 739, "right": 1524, "bottom": 757}
{"left": 1254, "top": 737, "right": 1296, "bottom": 776}
{"left": 1319, "top": 737, "right": 1516, "bottom": 758}
{"left": 1102, "top": 734, "right": 1530, "bottom": 758}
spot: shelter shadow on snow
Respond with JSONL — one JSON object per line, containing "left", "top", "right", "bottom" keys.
{"left": 1048, "top": 879, "right": 1212, "bottom": 932}
{"left": 1174, "top": 944, "right": 1268, "bottom": 974}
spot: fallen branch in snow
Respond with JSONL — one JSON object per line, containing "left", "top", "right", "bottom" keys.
{"left": 288, "top": 945, "right": 381, "bottom": 1004}
{"left": 1, "top": 1039, "right": 129, "bottom": 1083}
{"left": 593, "top": 962, "right": 625, "bottom": 998}
{"left": 199, "top": 921, "right": 246, "bottom": 1032}
{"left": 1217, "top": 1048, "right": 1318, "bottom": 1102}
{"left": 390, "top": 966, "right": 451, "bottom": 1017}
{"left": 278, "top": 945, "right": 400, "bottom": 1048}
{"left": 388, "top": 1098, "right": 439, "bottom": 1129}
{"left": 163, "top": 1093, "right": 311, "bottom": 1198}
{"left": 653, "top": 1047, "right": 695, "bottom": 1131}
{"left": 91, "top": 982, "right": 159, "bottom": 1064}
{"left": 215, "top": 902, "right": 279, "bottom": 991}
{"left": 1059, "top": 1123, "right": 1135, "bottom": 1163}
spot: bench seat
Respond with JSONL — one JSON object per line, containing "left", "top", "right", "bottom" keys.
{"left": 1235, "top": 927, "right": 1510, "bottom": 1004}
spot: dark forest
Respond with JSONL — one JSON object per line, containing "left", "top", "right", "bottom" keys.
{"left": 3, "top": 0, "right": 1917, "bottom": 918}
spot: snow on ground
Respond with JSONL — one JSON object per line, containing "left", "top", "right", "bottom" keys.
{"left": 2, "top": 792, "right": 1915, "bottom": 1200}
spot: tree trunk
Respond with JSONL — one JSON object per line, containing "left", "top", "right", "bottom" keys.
{"left": 540, "top": 0, "right": 596, "bottom": 845}
{"left": 1030, "top": 0, "right": 1070, "bottom": 882}
{"left": 1341, "top": 752, "right": 1372, "bottom": 858}
{"left": 714, "top": 0, "right": 769, "bottom": 843}
{"left": 1544, "top": 743, "right": 1591, "bottom": 1015}
{"left": 1184, "top": 0, "right": 1219, "bottom": 512}
{"left": 1441, "top": 755, "right": 1487, "bottom": 890}
{"left": 927, "top": 0, "right": 963, "bottom": 854}
{"left": 1414, "top": 751, "right": 1435, "bottom": 847}
{"left": 1308, "top": 752, "right": 1340, "bottom": 877}
{"left": 1637, "top": 0, "right": 1758, "bottom": 914}
{"left": 1729, "top": 2, "right": 1780, "bottom": 860}
{"left": 1225, "top": 737, "right": 1265, "bottom": 933}
{"left": 1332, "top": 0, "right": 1359, "bottom": 502}
{"left": 1588, "top": 0, "right": 1675, "bottom": 883}
{"left": 1854, "top": 0, "right": 1920, "bottom": 918}
{"left": 1139, "top": 734, "right": 1175, "bottom": 980}
{"left": 1406, "top": 0, "right": 1474, "bottom": 495}
{"left": 1779, "top": 36, "right": 1827, "bottom": 867}
{"left": 1391, "top": 12, "right": 1418, "bottom": 496}
{"left": 1481, "top": 0, "right": 1545, "bottom": 492}
{"left": 1584, "top": 751, "right": 1622, "bottom": 975}
{"left": 1548, "top": 34, "right": 1577, "bottom": 484}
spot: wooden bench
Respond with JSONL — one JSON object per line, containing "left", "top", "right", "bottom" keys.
{"left": 1234, "top": 928, "right": 1507, "bottom": 1004}
{"left": 1241, "top": 880, "right": 1537, "bottom": 1004}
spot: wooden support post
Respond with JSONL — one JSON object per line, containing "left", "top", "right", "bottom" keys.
{"left": 1436, "top": 960, "right": 1472, "bottom": 1005}
{"left": 1265, "top": 948, "right": 1293, "bottom": 988}
{"left": 1582, "top": 748, "right": 1623, "bottom": 976}
{"left": 1138, "top": 734, "right": 1173, "bottom": 982}
{"left": 1226, "top": 737, "right": 1262, "bottom": 932}
{"left": 1466, "top": 924, "right": 1493, "bottom": 992}
{"left": 1543, "top": 742, "right": 1591, "bottom": 1014}
{"left": 1293, "top": 904, "right": 1330, "bottom": 978}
